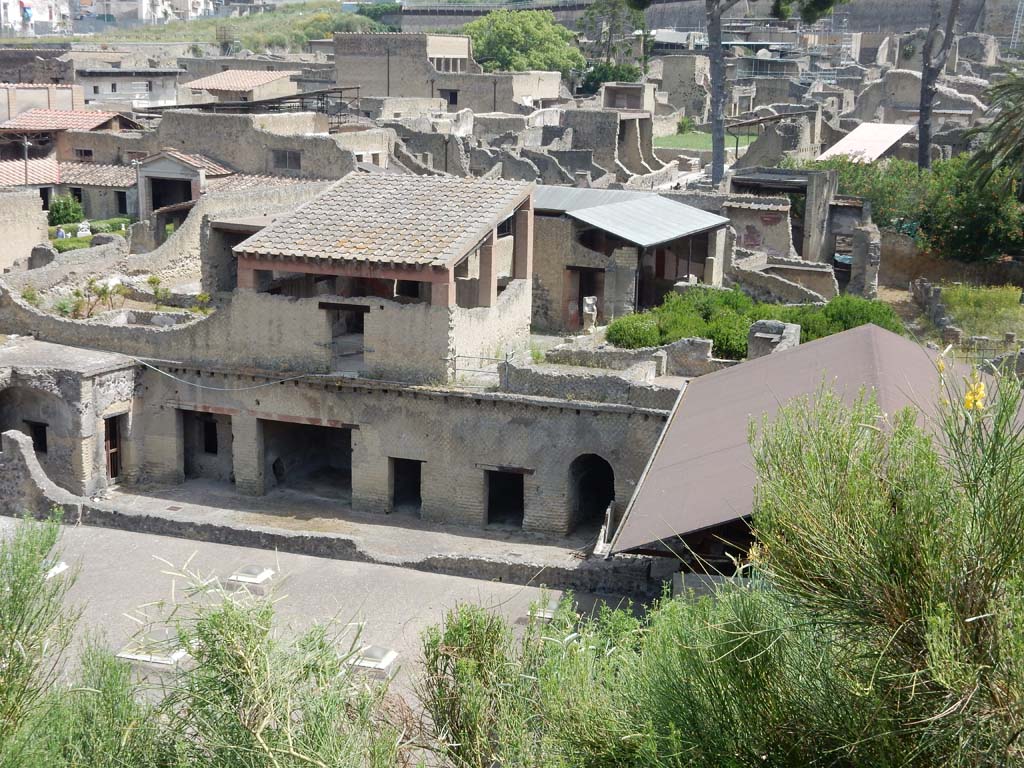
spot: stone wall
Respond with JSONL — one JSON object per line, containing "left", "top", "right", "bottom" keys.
{"left": 763, "top": 255, "right": 839, "bottom": 298}
{"left": 452, "top": 278, "right": 532, "bottom": 370}
{"left": 502, "top": 360, "right": 680, "bottom": 410}
{"left": 879, "top": 230, "right": 1024, "bottom": 288}
{"left": 0, "top": 189, "right": 49, "bottom": 273}
{"left": 138, "top": 365, "right": 666, "bottom": 536}
{"left": 57, "top": 112, "right": 357, "bottom": 181}
{"left": 0, "top": 287, "right": 334, "bottom": 373}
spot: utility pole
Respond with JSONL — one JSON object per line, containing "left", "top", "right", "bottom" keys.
{"left": 22, "top": 136, "right": 32, "bottom": 186}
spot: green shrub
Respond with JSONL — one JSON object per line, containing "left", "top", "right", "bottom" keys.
{"left": 47, "top": 195, "right": 83, "bottom": 227}
{"left": 607, "top": 287, "right": 903, "bottom": 358}
{"left": 606, "top": 312, "right": 660, "bottom": 348}
{"left": 19, "top": 287, "right": 40, "bottom": 307}
{"left": 705, "top": 308, "right": 750, "bottom": 359}
{"left": 581, "top": 61, "right": 642, "bottom": 95}
{"left": 676, "top": 115, "right": 695, "bottom": 134}
{"left": 917, "top": 155, "right": 1024, "bottom": 262}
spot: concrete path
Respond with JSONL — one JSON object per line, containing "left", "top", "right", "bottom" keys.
{"left": 86, "top": 478, "right": 654, "bottom": 597}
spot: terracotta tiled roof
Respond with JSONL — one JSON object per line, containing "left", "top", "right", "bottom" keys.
{"left": 0, "top": 108, "right": 121, "bottom": 132}
{"left": 0, "top": 156, "right": 136, "bottom": 187}
{"left": 0, "top": 156, "right": 58, "bottom": 185}
{"left": 184, "top": 69, "right": 301, "bottom": 93}
{"left": 236, "top": 173, "right": 532, "bottom": 267}
{"left": 152, "top": 148, "right": 233, "bottom": 176}
{"left": 59, "top": 161, "right": 136, "bottom": 187}
{"left": 205, "top": 173, "right": 322, "bottom": 194}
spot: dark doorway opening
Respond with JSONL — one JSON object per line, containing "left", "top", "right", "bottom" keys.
{"left": 569, "top": 454, "right": 615, "bottom": 533}
{"left": 24, "top": 420, "right": 47, "bottom": 454}
{"left": 105, "top": 415, "right": 124, "bottom": 481}
{"left": 390, "top": 457, "right": 422, "bottom": 515}
{"left": 487, "top": 470, "right": 524, "bottom": 527}
{"left": 149, "top": 177, "right": 193, "bottom": 211}
{"left": 261, "top": 420, "right": 352, "bottom": 501}
{"left": 182, "top": 411, "right": 233, "bottom": 482}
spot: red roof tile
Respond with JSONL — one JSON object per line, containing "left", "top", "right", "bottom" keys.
{"left": 0, "top": 108, "right": 122, "bottom": 132}
{"left": 184, "top": 69, "right": 301, "bottom": 93}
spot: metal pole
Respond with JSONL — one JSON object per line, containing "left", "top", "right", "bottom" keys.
{"left": 22, "top": 137, "right": 29, "bottom": 185}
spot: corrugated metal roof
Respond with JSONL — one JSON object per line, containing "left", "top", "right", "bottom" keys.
{"left": 817, "top": 122, "right": 914, "bottom": 162}
{"left": 567, "top": 195, "right": 729, "bottom": 247}
{"left": 533, "top": 185, "right": 652, "bottom": 213}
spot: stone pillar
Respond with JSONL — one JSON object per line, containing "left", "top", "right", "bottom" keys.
{"left": 141, "top": 404, "right": 184, "bottom": 485}
{"left": 513, "top": 201, "right": 534, "bottom": 279}
{"left": 477, "top": 230, "right": 498, "bottom": 307}
{"left": 848, "top": 223, "right": 881, "bottom": 299}
{"left": 232, "top": 414, "right": 264, "bottom": 496}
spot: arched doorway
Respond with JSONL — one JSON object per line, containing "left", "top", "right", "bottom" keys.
{"left": 569, "top": 454, "right": 615, "bottom": 533}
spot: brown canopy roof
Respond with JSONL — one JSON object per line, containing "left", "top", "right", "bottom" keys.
{"left": 610, "top": 325, "right": 950, "bottom": 555}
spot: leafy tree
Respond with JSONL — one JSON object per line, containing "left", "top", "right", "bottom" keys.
{"left": 968, "top": 70, "right": 1024, "bottom": 192}
{"left": 580, "top": 0, "right": 645, "bottom": 66}
{"left": 917, "top": 155, "right": 1024, "bottom": 261}
{"left": 462, "top": 10, "right": 584, "bottom": 77}
{"left": 580, "top": 60, "right": 641, "bottom": 94}
{"left": 47, "top": 194, "right": 83, "bottom": 226}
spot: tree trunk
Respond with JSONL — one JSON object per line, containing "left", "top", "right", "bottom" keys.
{"left": 708, "top": 1, "right": 726, "bottom": 186}
{"left": 918, "top": 61, "right": 938, "bottom": 169}
{"left": 917, "top": 0, "right": 961, "bottom": 169}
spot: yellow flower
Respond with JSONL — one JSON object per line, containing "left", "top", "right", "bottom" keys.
{"left": 937, "top": 358, "right": 946, "bottom": 374}
{"left": 964, "top": 379, "right": 986, "bottom": 410}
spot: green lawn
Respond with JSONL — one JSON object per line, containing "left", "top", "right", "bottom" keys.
{"left": 654, "top": 131, "right": 757, "bottom": 150}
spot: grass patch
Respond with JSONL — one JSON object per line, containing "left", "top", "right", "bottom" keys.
{"left": 606, "top": 286, "right": 904, "bottom": 358}
{"left": 654, "top": 131, "right": 757, "bottom": 150}
{"left": 51, "top": 237, "right": 93, "bottom": 253}
{"left": 941, "top": 283, "right": 1024, "bottom": 339}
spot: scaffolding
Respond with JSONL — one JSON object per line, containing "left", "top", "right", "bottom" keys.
{"left": 1011, "top": 0, "right": 1024, "bottom": 51}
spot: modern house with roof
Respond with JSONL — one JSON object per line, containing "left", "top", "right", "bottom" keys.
{"left": 176, "top": 69, "right": 301, "bottom": 105}
{"left": 609, "top": 324, "right": 947, "bottom": 571}
{"left": 231, "top": 172, "right": 535, "bottom": 383}
{"left": 0, "top": 108, "right": 142, "bottom": 160}
{"left": 531, "top": 185, "right": 730, "bottom": 332}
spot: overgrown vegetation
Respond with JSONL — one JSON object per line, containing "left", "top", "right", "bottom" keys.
{"left": 46, "top": 194, "right": 83, "bottom": 226}
{"left": 462, "top": 10, "right": 584, "bottom": 77}
{"left": 421, "top": 375, "right": 1024, "bottom": 766}
{"left": 606, "top": 286, "right": 903, "bottom": 357}
{"left": 0, "top": 517, "right": 411, "bottom": 768}
{"left": 939, "top": 283, "right": 1024, "bottom": 340}
{"left": 789, "top": 155, "right": 1024, "bottom": 262}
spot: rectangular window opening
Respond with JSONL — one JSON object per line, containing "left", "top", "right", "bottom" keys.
{"left": 271, "top": 149, "right": 301, "bottom": 171}
{"left": 116, "top": 190, "right": 128, "bottom": 215}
